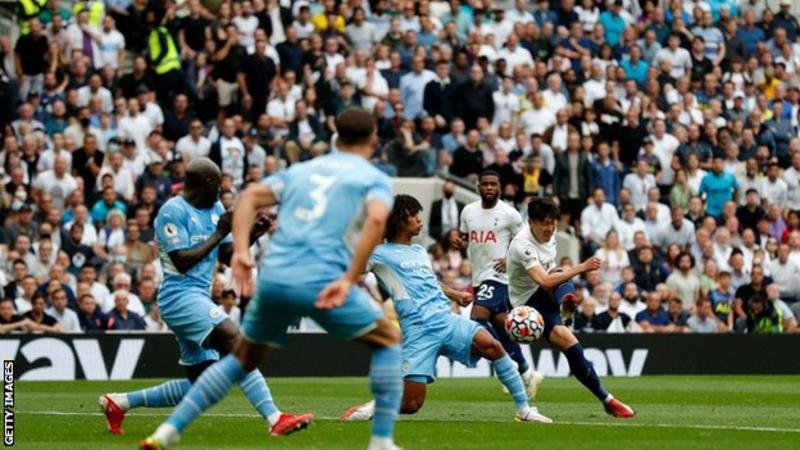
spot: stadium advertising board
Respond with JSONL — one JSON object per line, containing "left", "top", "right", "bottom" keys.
{"left": 1, "top": 334, "right": 799, "bottom": 380}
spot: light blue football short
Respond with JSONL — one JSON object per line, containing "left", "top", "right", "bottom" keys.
{"left": 158, "top": 288, "right": 227, "bottom": 366}
{"left": 401, "top": 312, "right": 482, "bottom": 383}
{"left": 242, "top": 278, "right": 384, "bottom": 347}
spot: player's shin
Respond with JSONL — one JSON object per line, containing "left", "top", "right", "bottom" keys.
{"left": 493, "top": 322, "right": 530, "bottom": 374}
{"left": 369, "top": 344, "right": 402, "bottom": 440}
{"left": 239, "top": 370, "right": 282, "bottom": 425}
{"left": 165, "top": 354, "right": 247, "bottom": 433}
{"left": 491, "top": 354, "right": 529, "bottom": 413}
{"left": 564, "top": 343, "right": 610, "bottom": 402}
{"left": 127, "top": 379, "right": 192, "bottom": 408}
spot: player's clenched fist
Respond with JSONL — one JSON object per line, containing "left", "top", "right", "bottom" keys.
{"left": 580, "top": 256, "right": 601, "bottom": 272}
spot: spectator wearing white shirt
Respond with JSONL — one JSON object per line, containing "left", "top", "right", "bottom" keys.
{"left": 655, "top": 207, "right": 696, "bottom": 249}
{"left": 97, "top": 151, "right": 135, "bottom": 202}
{"left": 322, "top": 37, "right": 345, "bottom": 79}
{"left": 542, "top": 73, "right": 568, "bottom": 114}
{"left": 77, "top": 74, "right": 113, "bottom": 113}
{"left": 106, "top": 273, "right": 146, "bottom": 317}
{"left": 46, "top": 288, "right": 82, "bottom": 333}
{"left": 144, "top": 302, "right": 170, "bottom": 332}
{"left": 650, "top": 119, "right": 679, "bottom": 189}
{"left": 233, "top": 1, "right": 260, "bottom": 53}
{"left": 497, "top": 34, "right": 533, "bottom": 76}
{"left": 582, "top": 63, "right": 606, "bottom": 106}
{"left": 763, "top": 161, "right": 788, "bottom": 208}
{"left": 654, "top": 33, "right": 692, "bottom": 79}
{"left": 32, "top": 156, "right": 78, "bottom": 210}
{"left": 783, "top": 151, "right": 800, "bottom": 211}
{"left": 221, "top": 289, "right": 242, "bottom": 326}
{"left": 64, "top": 204, "right": 99, "bottom": 246}
{"left": 138, "top": 89, "right": 165, "bottom": 132}
{"left": 580, "top": 187, "right": 619, "bottom": 246}
{"left": 505, "top": 0, "right": 534, "bottom": 24}
{"left": 492, "top": 77, "right": 520, "bottom": 129}
{"left": 176, "top": 119, "right": 212, "bottom": 161}
{"left": 117, "top": 98, "right": 152, "bottom": 151}
{"left": 623, "top": 159, "right": 657, "bottom": 212}
{"left": 38, "top": 133, "right": 73, "bottom": 173}
{"left": 519, "top": 91, "right": 555, "bottom": 137}
{"left": 266, "top": 80, "right": 296, "bottom": 139}
{"left": 615, "top": 203, "right": 647, "bottom": 250}
{"left": 594, "top": 230, "right": 629, "bottom": 286}
{"left": 210, "top": 118, "right": 246, "bottom": 188}
{"left": 91, "top": 16, "right": 126, "bottom": 71}
{"left": 770, "top": 244, "right": 800, "bottom": 303}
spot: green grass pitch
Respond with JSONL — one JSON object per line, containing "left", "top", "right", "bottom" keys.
{"left": 14, "top": 376, "right": 800, "bottom": 449}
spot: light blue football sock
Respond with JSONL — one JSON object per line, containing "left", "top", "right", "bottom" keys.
{"left": 239, "top": 369, "right": 280, "bottom": 423}
{"left": 127, "top": 379, "right": 191, "bottom": 408}
{"left": 166, "top": 354, "right": 246, "bottom": 432}
{"left": 492, "top": 354, "right": 529, "bottom": 412}
{"left": 370, "top": 344, "right": 402, "bottom": 439}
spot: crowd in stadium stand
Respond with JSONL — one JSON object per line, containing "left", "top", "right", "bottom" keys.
{"left": 1, "top": 0, "right": 799, "bottom": 335}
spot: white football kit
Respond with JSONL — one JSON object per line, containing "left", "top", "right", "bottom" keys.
{"left": 507, "top": 226, "right": 558, "bottom": 307}
{"left": 459, "top": 200, "right": 523, "bottom": 287}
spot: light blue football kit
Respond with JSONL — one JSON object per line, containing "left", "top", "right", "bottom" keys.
{"left": 368, "top": 243, "right": 482, "bottom": 383}
{"left": 155, "top": 197, "right": 231, "bottom": 365}
{"left": 241, "top": 151, "right": 395, "bottom": 346}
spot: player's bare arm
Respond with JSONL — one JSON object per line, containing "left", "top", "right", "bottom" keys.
{"left": 317, "top": 199, "right": 390, "bottom": 310}
{"left": 527, "top": 256, "right": 601, "bottom": 290}
{"left": 440, "top": 283, "right": 473, "bottom": 307}
{"left": 167, "top": 211, "right": 232, "bottom": 274}
{"left": 217, "top": 212, "right": 272, "bottom": 266}
{"left": 230, "top": 183, "right": 280, "bottom": 296}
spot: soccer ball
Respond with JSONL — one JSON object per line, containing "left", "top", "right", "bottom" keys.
{"left": 505, "top": 306, "right": 545, "bottom": 343}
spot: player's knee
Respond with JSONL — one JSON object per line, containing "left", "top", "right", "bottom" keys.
{"left": 401, "top": 396, "right": 424, "bottom": 414}
{"left": 484, "top": 338, "right": 506, "bottom": 360}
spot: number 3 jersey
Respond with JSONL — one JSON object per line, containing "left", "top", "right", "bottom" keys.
{"left": 507, "top": 225, "right": 557, "bottom": 307}
{"left": 260, "top": 151, "right": 394, "bottom": 285}
{"left": 458, "top": 200, "right": 523, "bottom": 287}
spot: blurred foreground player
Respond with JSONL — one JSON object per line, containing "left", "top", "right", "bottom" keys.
{"left": 140, "top": 108, "right": 404, "bottom": 450}
{"left": 341, "top": 194, "right": 552, "bottom": 423}
{"left": 507, "top": 197, "right": 635, "bottom": 418}
{"left": 100, "top": 158, "right": 312, "bottom": 437}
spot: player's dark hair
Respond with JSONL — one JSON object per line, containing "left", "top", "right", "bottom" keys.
{"left": 335, "top": 107, "right": 376, "bottom": 146}
{"left": 386, "top": 194, "right": 423, "bottom": 241}
{"left": 479, "top": 169, "right": 500, "bottom": 182}
{"left": 527, "top": 197, "right": 560, "bottom": 222}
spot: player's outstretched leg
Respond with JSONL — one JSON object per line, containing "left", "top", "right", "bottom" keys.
{"left": 549, "top": 325, "right": 635, "bottom": 418}
{"left": 491, "top": 312, "right": 543, "bottom": 399}
{"left": 99, "top": 380, "right": 192, "bottom": 434}
{"left": 207, "top": 320, "right": 313, "bottom": 436}
{"left": 359, "top": 317, "right": 403, "bottom": 450}
{"left": 471, "top": 329, "right": 552, "bottom": 423}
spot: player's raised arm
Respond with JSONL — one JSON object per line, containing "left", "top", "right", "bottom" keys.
{"left": 526, "top": 257, "right": 600, "bottom": 291}
{"left": 316, "top": 198, "right": 390, "bottom": 310}
{"left": 440, "top": 283, "right": 473, "bottom": 307}
{"left": 230, "top": 183, "right": 279, "bottom": 296}
{"left": 162, "top": 158, "right": 231, "bottom": 274}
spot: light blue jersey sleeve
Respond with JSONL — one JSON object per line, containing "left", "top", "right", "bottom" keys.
{"left": 156, "top": 201, "right": 192, "bottom": 253}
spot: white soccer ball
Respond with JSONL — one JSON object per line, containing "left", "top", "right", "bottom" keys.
{"left": 505, "top": 305, "right": 545, "bottom": 343}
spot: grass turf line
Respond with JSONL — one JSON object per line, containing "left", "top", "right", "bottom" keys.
{"left": 15, "top": 376, "right": 800, "bottom": 450}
